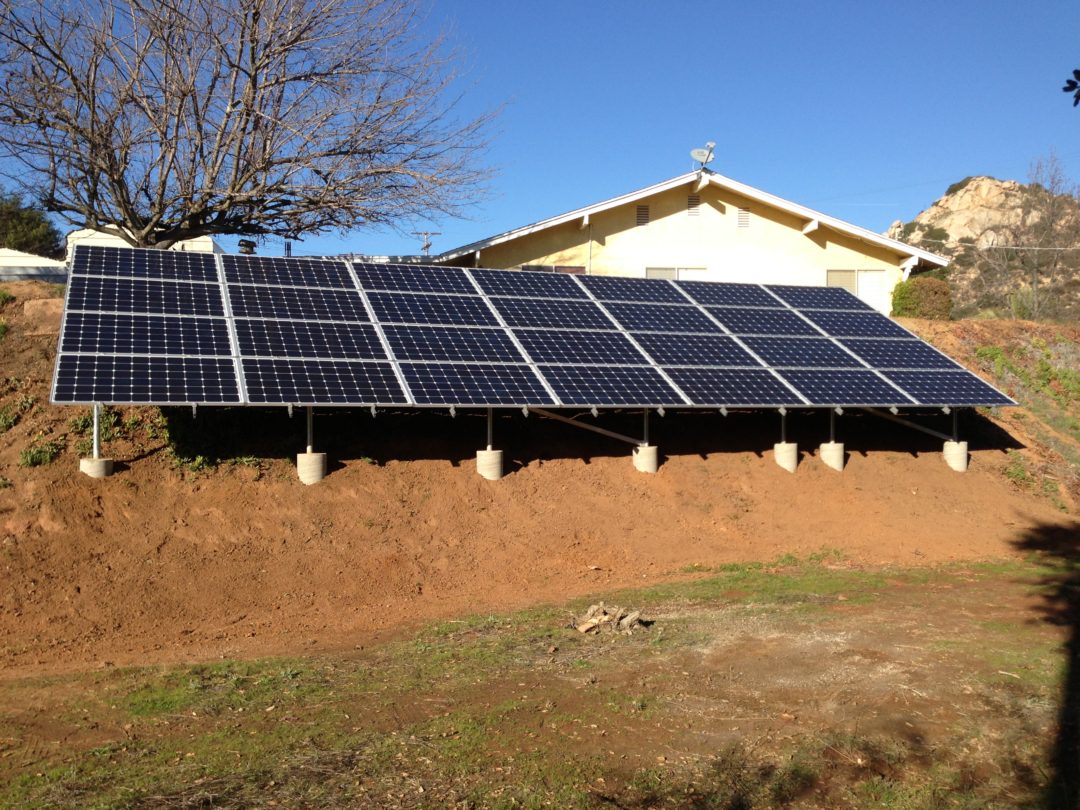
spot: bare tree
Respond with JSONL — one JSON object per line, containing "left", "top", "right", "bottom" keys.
{"left": 980, "top": 153, "right": 1080, "bottom": 320}
{"left": 0, "top": 0, "right": 491, "bottom": 248}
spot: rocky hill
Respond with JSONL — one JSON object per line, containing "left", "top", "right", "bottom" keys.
{"left": 886, "top": 176, "right": 1080, "bottom": 321}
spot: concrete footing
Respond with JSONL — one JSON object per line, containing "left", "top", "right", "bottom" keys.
{"left": 943, "top": 440, "right": 969, "bottom": 472}
{"left": 476, "top": 448, "right": 503, "bottom": 480}
{"left": 297, "top": 452, "right": 327, "bottom": 485}
{"left": 632, "top": 444, "right": 659, "bottom": 473}
{"left": 819, "top": 441, "right": 845, "bottom": 472}
{"left": 79, "top": 457, "right": 113, "bottom": 479}
{"left": 773, "top": 442, "right": 798, "bottom": 473}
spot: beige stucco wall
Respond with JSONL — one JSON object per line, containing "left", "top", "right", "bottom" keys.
{"left": 65, "top": 229, "right": 224, "bottom": 258}
{"left": 469, "top": 182, "right": 909, "bottom": 313}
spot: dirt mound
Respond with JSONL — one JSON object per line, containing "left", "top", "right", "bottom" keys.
{"left": 0, "top": 282, "right": 1077, "bottom": 677}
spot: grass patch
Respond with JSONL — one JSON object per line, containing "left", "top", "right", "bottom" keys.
{"left": 0, "top": 288, "right": 14, "bottom": 306}
{"left": 18, "top": 435, "right": 63, "bottom": 467}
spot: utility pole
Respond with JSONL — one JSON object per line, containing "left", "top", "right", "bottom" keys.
{"left": 412, "top": 231, "right": 441, "bottom": 256}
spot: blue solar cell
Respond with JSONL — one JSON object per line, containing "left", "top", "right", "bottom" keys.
{"left": 708, "top": 307, "right": 820, "bottom": 336}
{"left": 779, "top": 370, "right": 912, "bottom": 405}
{"left": 384, "top": 325, "right": 524, "bottom": 362}
{"left": 514, "top": 329, "right": 648, "bottom": 364}
{"left": 578, "top": 275, "right": 686, "bottom": 303}
{"left": 632, "top": 333, "right": 761, "bottom": 367}
{"left": 70, "top": 245, "right": 219, "bottom": 282}
{"left": 228, "top": 284, "right": 368, "bottom": 322}
{"left": 470, "top": 268, "right": 590, "bottom": 299}
{"left": 401, "top": 363, "right": 554, "bottom": 405}
{"left": 223, "top": 255, "right": 352, "bottom": 288}
{"left": 242, "top": 359, "right": 407, "bottom": 404}
{"left": 539, "top": 365, "right": 683, "bottom": 405}
{"left": 882, "top": 371, "right": 1014, "bottom": 406}
{"left": 52, "top": 355, "right": 239, "bottom": 403}
{"left": 367, "top": 292, "right": 498, "bottom": 326}
{"left": 766, "top": 284, "right": 874, "bottom": 310}
{"left": 840, "top": 339, "right": 962, "bottom": 370}
{"left": 235, "top": 319, "right": 385, "bottom": 359}
{"left": 802, "top": 310, "right": 911, "bottom": 338}
{"left": 60, "top": 312, "right": 232, "bottom": 356}
{"left": 604, "top": 302, "right": 722, "bottom": 333}
{"left": 489, "top": 297, "right": 614, "bottom": 329}
{"left": 676, "top": 281, "right": 781, "bottom": 308}
{"left": 68, "top": 275, "right": 225, "bottom": 316}
{"left": 353, "top": 262, "right": 476, "bottom": 294}
{"left": 663, "top": 368, "right": 802, "bottom": 405}
{"left": 741, "top": 336, "right": 862, "bottom": 368}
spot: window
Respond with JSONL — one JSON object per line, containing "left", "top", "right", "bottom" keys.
{"left": 826, "top": 269, "right": 857, "bottom": 295}
{"left": 636, "top": 205, "right": 649, "bottom": 226}
{"left": 687, "top": 195, "right": 700, "bottom": 216}
{"left": 737, "top": 207, "right": 750, "bottom": 228}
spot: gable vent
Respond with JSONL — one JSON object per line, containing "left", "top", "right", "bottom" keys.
{"left": 737, "top": 207, "right": 750, "bottom": 228}
{"left": 687, "top": 195, "right": 700, "bottom": 216}
{"left": 636, "top": 205, "right": 649, "bottom": 226}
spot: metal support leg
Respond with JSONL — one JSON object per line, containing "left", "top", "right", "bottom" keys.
{"left": 486, "top": 407, "right": 494, "bottom": 451}
{"left": 952, "top": 409, "right": 959, "bottom": 442}
{"left": 477, "top": 407, "right": 502, "bottom": 480}
{"left": 780, "top": 409, "right": 787, "bottom": 444}
{"left": 306, "top": 406, "right": 314, "bottom": 454}
{"left": 643, "top": 408, "right": 649, "bottom": 446}
{"left": 92, "top": 402, "right": 101, "bottom": 460}
{"left": 829, "top": 409, "right": 836, "bottom": 443}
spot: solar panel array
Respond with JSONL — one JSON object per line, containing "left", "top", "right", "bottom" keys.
{"left": 52, "top": 246, "right": 1015, "bottom": 409}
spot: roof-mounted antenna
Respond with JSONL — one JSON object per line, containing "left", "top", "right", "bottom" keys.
{"left": 690, "top": 141, "right": 716, "bottom": 169}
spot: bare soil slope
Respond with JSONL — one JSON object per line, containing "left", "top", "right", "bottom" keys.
{"left": 1, "top": 281, "right": 1077, "bottom": 676}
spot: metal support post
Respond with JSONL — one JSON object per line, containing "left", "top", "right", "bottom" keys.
{"left": 780, "top": 409, "right": 787, "bottom": 444}
{"left": 643, "top": 408, "right": 649, "bottom": 446}
{"left": 952, "top": 409, "right": 959, "bottom": 442}
{"left": 486, "top": 407, "right": 494, "bottom": 451}
{"left": 306, "top": 406, "right": 314, "bottom": 454}
{"left": 829, "top": 409, "right": 836, "bottom": 443}
{"left": 92, "top": 402, "right": 101, "bottom": 460}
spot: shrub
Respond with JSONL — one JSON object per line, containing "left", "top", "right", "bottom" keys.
{"left": 945, "top": 176, "right": 977, "bottom": 196}
{"left": 891, "top": 276, "right": 952, "bottom": 320}
{"left": 19, "top": 437, "right": 63, "bottom": 467}
{"left": 0, "top": 319, "right": 7, "bottom": 340}
{"left": 0, "top": 288, "right": 13, "bottom": 306}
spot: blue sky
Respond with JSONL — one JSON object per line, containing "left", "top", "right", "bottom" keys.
{"left": 214, "top": 2, "right": 1080, "bottom": 257}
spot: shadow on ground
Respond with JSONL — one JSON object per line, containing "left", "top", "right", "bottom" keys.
{"left": 1014, "top": 520, "right": 1080, "bottom": 809}
{"left": 158, "top": 405, "right": 1023, "bottom": 467}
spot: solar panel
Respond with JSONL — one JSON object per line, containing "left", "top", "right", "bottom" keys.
{"left": 632, "top": 333, "right": 761, "bottom": 367}
{"left": 514, "top": 329, "right": 648, "bottom": 365}
{"left": 353, "top": 262, "right": 476, "bottom": 294}
{"left": 539, "top": 365, "right": 683, "bottom": 405}
{"left": 802, "top": 310, "right": 911, "bottom": 338}
{"left": 70, "top": 245, "right": 219, "bottom": 282}
{"left": 663, "top": 368, "right": 803, "bottom": 406}
{"left": 401, "top": 363, "right": 554, "bottom": 405}
{"left": 578, "top": 275, "right": 686, "bottom": 304}
{"left": 489, "top": 297, "right": 614, "bottom": 329}
{"left": 60, "top": 312, "right": 232, "bottom": 356}
{"left": 228, "top": 284, "right": 368, "bottom": 322}
{"left": 840, "top": 338, "right": 962, "bottom": 370}
{"left": 741, "top": 336, "right": 862, "bottom": 368}
{"left": 53, "top": 246, "right": 1016, "bottom": 410}
{"left": 367, "top": 291, "right": 498, "bottom": 326}
{"left": 779, "top": 370, "right": 913, "bottom": 405}
{"left": 223, "top": 255, "right": 352, "bottom": 288}
{"left": 242, "top": 359, "right": 407, "bottom": 404}
{"left": 384, "top": 325, "right": 525, "bottom": 362}
{"left": 53, "top": 355, "right": 239, "bottom": 403}
{"left": 604, "top": 302, "right": 723, "bottom": 333}
{"left": 676, "top": 281, "right": 781, "bottom": 308}
{"left": 708, "top": 307, "right": 821, "bottom": 336}
{"left": 235, "top": 319, "right": 386, "bottom": 359}
{"left": 766, "top": 284, "right": 874, "bottom": 311}
{"left": 881, "top": 371, "right": 1014, "bottom": 406}
{"left": 470, "top": 268, "right": 589, "bottom": 300}
{"left": 68, "top": 275, "right": 225, "bottom": 317}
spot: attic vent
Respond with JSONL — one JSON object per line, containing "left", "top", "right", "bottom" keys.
{"left": 687, "top": 195, "right": 700, "bottom": 216}
{"left": 737, "top": 207, "right": 750, "bottom": 228}
{"left": 636, "top": 205, "right": 649, "bottom": 226}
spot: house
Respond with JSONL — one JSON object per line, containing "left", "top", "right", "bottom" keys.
{"left": 430, "top": 170, "right": 947, "bottom": 314}
{"left": 65, "top": 228, "right": 223, "bottom": 259}
{"left": 0, "top": 247, "right": 66, "bottom": 283}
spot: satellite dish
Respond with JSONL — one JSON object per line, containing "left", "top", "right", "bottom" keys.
{"left": 690, "top": 141, "right": 716, "bottom": 168}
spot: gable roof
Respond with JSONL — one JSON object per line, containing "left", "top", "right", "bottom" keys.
{"left": 433, "top": 170, "right": 948, "bottom": 270}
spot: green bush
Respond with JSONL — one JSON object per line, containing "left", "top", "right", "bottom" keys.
{"left": 0, "top": 288, "right": 13, "bottom": 306}
{"left": 945, "top": 176, "right": 977, "bottom": 196}
{"left": 19, "top": 437, "right": 63, "bottom": 467}
{"left": 891, "top": 276, "right": 952, "bottom": 320}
